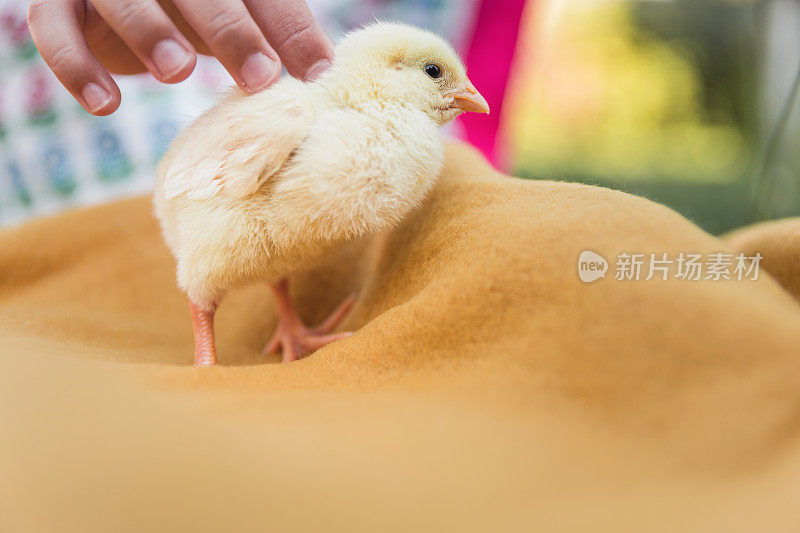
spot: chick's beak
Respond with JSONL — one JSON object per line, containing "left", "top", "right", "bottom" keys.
{"left": 449, "top": 79, "right": 490, "bottom": 114}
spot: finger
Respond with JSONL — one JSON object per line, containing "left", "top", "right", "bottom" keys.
{"left": 245, "top": 0, "right": 334, "bottom": 80}
{"left": 172, "top": 0, "right": 281, "bottom": 93}
{"left": 89, "top": 0, "right": 196, "bottom": 83}
{"left": 27, "top": 0, "right": 121, "bottom": 115}
{"left": 83, "top": 3, "right": 148, "bottom": 75}
{"left": 154, "top": 1, "right": 212, "bottom": 55}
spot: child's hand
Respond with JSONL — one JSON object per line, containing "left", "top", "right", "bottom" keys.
{"left": 27, "top": 0, "right": 335, "bottom": 115}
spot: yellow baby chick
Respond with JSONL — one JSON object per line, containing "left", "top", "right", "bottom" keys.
{"left": 153, "top": 22, "right": 489, "bottom": 366}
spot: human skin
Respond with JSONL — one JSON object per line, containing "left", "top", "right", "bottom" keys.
{"left": 27, "top": 0, "right": 335, "bottom": 115}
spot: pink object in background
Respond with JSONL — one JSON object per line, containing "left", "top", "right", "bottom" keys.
{"left": 459, "top": 0, "right": 528, "bottom": 171}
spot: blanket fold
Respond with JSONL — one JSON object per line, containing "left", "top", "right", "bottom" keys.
{"left": 2, "top": 142, "right": 800, "bottom": 532}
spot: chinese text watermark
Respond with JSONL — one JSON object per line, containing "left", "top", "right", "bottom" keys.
{"left": 578, "top": 251, "right": 762, "bottom": 283}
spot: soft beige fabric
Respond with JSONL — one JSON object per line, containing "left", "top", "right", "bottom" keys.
{"left": 2, "top": 142, "right": 800, "bottom": 532}
{"left": 725, "top": 217, "right": 800, "bottom": 301}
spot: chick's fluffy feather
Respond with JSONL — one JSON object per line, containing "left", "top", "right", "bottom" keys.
{"left": 154, "top": 23, "right": 461, "bottom": 309}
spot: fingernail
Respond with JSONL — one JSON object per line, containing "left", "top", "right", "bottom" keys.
{"left": 305, "top": 59, "right": 332, "bottom": 81}
{"left": 240, "top": 52, "right": 279, "bottom": 92}
{"left": 152, "top": 39, "right": 192, "bottom": 80}
{"left": 81, "top": 82, "right": 111, "bottom": 113}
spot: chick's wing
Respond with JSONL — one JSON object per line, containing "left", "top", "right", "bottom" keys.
{"left": 162, "top": 82, "right": 315, "bottom": 201}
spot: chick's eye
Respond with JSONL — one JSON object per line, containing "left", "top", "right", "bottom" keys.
{"left": 424, "top": 63, "right": 442, "bottom": 79}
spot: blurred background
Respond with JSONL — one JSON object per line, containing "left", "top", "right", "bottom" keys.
{"left": 0, "top": 0, "right": 798, "bottom": 234}
{"left": 506, "top": 0, "right": 800, "bottom": 234}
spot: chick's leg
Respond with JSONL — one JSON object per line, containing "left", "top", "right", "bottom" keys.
{"left": 263, "top": 278, "right": 354, "bottom": 363}
{"left": 189, "top": 300, "right": 217, "bottom": 366}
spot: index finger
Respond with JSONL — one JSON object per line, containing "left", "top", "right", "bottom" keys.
{"left": 27, "top": 0, "right": 121, "bottom": 115}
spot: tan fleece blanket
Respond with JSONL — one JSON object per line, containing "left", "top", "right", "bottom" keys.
{"left": 2, "top": 142, "right": 800, "bottom": 532}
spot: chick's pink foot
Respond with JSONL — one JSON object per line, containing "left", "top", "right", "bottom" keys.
{"left": 263, "top": 279, "right": 354, "bottom": 363}
{"left": 190, "top": 301, "right": 217, "bottom": 367}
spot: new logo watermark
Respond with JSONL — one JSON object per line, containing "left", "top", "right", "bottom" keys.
{"left": 578, "top": 251, "right": 762, "bottom": 283}
{"left": 578, "top": 250, "right": 608, "bottom": 283}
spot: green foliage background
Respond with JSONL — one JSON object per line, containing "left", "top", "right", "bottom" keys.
{"left": 509, "top": 0, "right": 799, "bottom": 235}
